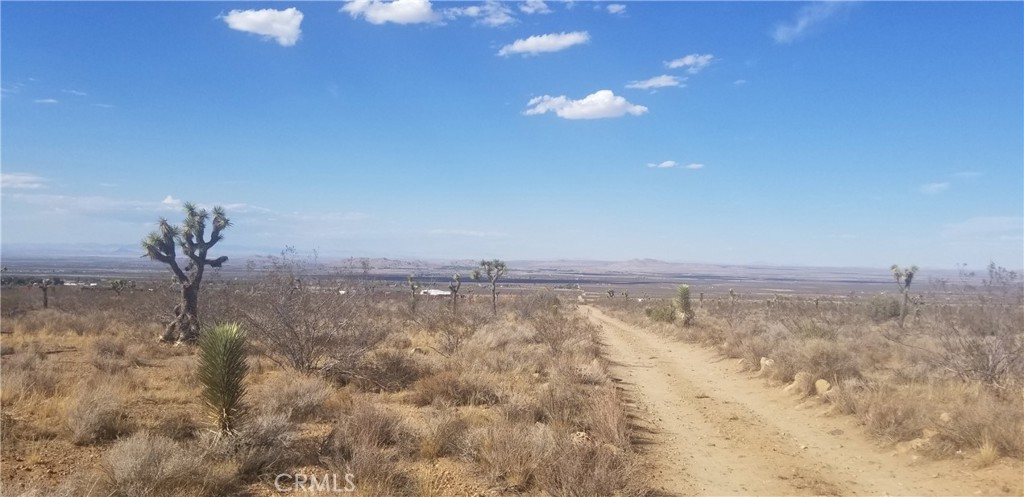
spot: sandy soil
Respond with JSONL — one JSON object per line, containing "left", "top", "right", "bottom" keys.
{"left": 582, "top": 306, "right": 1023, "bottom": 497}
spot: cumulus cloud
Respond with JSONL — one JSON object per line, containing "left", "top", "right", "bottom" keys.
{"left": 447, "top": 0, "right": 516, "bottom": 27}
{"left": 772, "top": 2, "right": 850, "bottom": 44}
{"left": 1, "top": 173, "right": 47, "bottom": 189}
{"left": 161, "top": 195, "right": 181, "bottom": 205}
{"left": 520, "top": 0, "right": 551, "bottom": 14}
{"left": 626, "top": 74, "right": 684, "bottom": 90}
{"left": 920, "top": 182, "right": 949, "bottom": 194}
{"left": 607, "top": 4, "right": 626, "bottom": 14}
{"left": 525, "top": 90, "right": 647, "bottom": 120}
{"left": 342, "top": 0, "right": 440, "bottom": 25}
{"left": 664, "top": 53, "right": 714, "bottom": 74}
{"left": 498, "top": 31, "right": 589, "bottom": 56}
{"left": 34, "top": 98, "right": 59, "bottom": 104}
{"left": 222, "top": 7, "right": 304, "bottom": 46}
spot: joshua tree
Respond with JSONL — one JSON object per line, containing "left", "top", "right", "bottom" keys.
{"left": 676, "top": 284, "right": 694, "bottom": 326}
{"left": 142, "top": 202, "right": 230, "bottom": 344}
{"left": 407, "top": 274, "right": 420, "bottom": 313}
{"left": 197, "top": 323, "right": 248, "bottom": 433}
{"left": 891, "top": 264, "right": 918, "bottom": 328}
{"left": 449, "top": 273, "right": 462, "bottom": 315}
{"left": 110, "top": 279, "right": 136, "bottom": 295}
{"left": 473, "top": 259, "right": 507, "bottom": 316}
{"left": 34, "top": 278, "right": 62, "bottom": 309}
{"left": 607, "top": 289, "right": 615, "bottom": 299}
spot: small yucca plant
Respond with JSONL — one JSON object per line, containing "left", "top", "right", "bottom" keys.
{"left": 676, "top": 284, "right": 694, "bottom": 326}
{"left": 197, "top": 323, "right": 249, "bottom": 433}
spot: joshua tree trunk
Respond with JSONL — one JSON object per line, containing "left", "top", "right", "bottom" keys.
{"left": 490, "top": 284, "right": 497, "bottom": 316}
{"left": 162, "top": 282, "right": 202, "bottom": 343}
{"left": 41, "top": 286, "right": 49, "bottom": 309}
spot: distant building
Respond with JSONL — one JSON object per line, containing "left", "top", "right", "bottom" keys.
{"left": 421, "top": 289, "right": 451, "bottom": 297}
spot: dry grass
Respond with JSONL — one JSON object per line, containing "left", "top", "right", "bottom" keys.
{"left": 66, "top": 374, "right": 135, "bottom": 445}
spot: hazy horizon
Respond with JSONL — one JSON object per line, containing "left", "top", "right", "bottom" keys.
{"left": 2, "top": 1, "right": 1021, "bottom": 269}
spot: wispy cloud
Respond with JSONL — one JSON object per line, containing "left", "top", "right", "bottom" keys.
{"left": 498, "top": 31, "right": 589, "bottom": 56}
{"left": 525, "top": 90, "right": 647, "bottom": 120}
{"left": 446, "top": 0, "right": 515, "bottom": 27}
{"left": 519, "top": 0, "right": 551, "bottom": 15}
{"left": 664, "top": 53, "right": 714, "bottom": 74}
{"left": 62, "top": 89, "right": 87, "bottom": 96}
{"left": 645, "top": 161, "right": 704, "bottom": 170}
{"left": 607, "top": 4, "right": 626, "bottom": 15}
{"left": 733, "top": 79, "right": 747, "bottom": 86}
{"left": 772, "top": 1, "right": 851, "bottom": 45}
{"left": 92, "top": 103, "right": 115, "bottom": 109}
{"left": 951, "top": 171, "right": 982, "bottom": 179}
{"left": 222, "top": 7, "right": 304, "bottom": 46}
{"left": 1, "top": 173, "right": 47, "bottom": 189}
{"left": 343, "top": 0, "right": 440, "bottom": 25}
{"left": 626, "top": 74, "right": 684, "bottom": 90}
{"left": 428, "top": 229, "right": 507, "bottom": 238}
{"left": 920, "top": 182, "right": 950, "bottom": 195}
{"left": 942, "top": 216, "right": 1024, "bottom": 242}
{"left": 34, "top": 98, "right": 59, "bottom": 104}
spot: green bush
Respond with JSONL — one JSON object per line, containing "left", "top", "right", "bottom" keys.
{"left": 866, "top": 295, "right": 901, "bottom": 322}
{"left": 197, "top": 323, "right": 249, "bottom": 433}
{"left": 645, "top": 304, "right": 677, "bottom": 323}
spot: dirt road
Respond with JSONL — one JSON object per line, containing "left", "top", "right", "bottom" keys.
{"left": 583, "top": 306, "right": 1022, "bottom": 497}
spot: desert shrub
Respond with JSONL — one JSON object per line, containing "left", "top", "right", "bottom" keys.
{"left": 199, "top": 412, "right": 296, "bottom": 478}
{"left": 253, "top": 371, "right": 332, "bottom": 422}
{"left": 586, "top": 387, "right": 630, "bottom": 448}
{"left": 645, "top": 304, "right": 677, "bottom": 323}
{"left": 91, "top": 336, "right": 136, "bottom": 373}
{"left": 799, "top": 339, "right": 862, "bottom": 383}
{"left": 926, "top": 388, "right": 1024, "bottom": 458}
{"left": 418, "top": 409, "right": 468, "bottom": 458}
{"left": 858, "top": 385, "right": 928, "bottom": 443}
{"left": 1, "top": 352, "right": 60, "bottom": 402}
{"left": 66, "top": 376, "right": 133, "bottom": 445}
{"left": 514, "top": 291, "right": 563, "bottom": 319}
{"left": 787, "top": 320, "right": 839, "bottom": 341}
{"left": 537, "top": 381, "right": 589, "bottom": 431}
{"left": 99, "top": 431, "right": 230, "bottom": 497}
{"left": 866, "top": 295, "right": 901, "bottom": 322}
{"left": 351, "top": 348, "right": 423, "bottom": 392}
{"left": 409, "top": 370, "right": 502, "bottom": 407}
{"left": 574, "top": 358, "right": 607, "bottom": 385}
{"left": 468, "top": 421, "right": 555, "bottom": 491}
{"left": 322, "top": 401, "right": 416, "bottom": 495}
{"left": 535, "top": 438, "right": 642, "bottom": 497}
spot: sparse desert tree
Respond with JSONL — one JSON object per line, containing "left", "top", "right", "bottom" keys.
{"left": 473, "top": 259, "right": 508, "bottom": 316}
{"left": 449, "top": 273, "right": 462, "bottom": 315}
{"left": 890, "top": 264, "right": 918, "bottom": 328}
{"left": 607, "top": 289, "right": 615, "bottom": 299}
{"left": 407, "top": 274, "right": 420, "bottom": 313}
{"left": 198, "top": 323, "right": 248, "bottom": 433}
{"left": 676, "top": 284, "right": 694, "bottom": 326}
{"left": 142, "top": 203, "right": 230, "bottom": 343}
{"left": 110, "top": 279, "right": 136, "bottom": 295}
{"left": 34, "top": 277, "right": 62, "bottom": 309}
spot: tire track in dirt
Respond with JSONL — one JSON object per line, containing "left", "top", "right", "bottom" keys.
{"left": 585, "top": 306, "right": 1022, "bottom": 497}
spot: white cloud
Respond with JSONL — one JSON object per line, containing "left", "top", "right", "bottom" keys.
{"left": 428, "top": 229, "right": 507, "bottom": 238}
{"left": 520, "top": 0, "right": 551, "bottom": 14}
{"left": 62, "top": 89, "right": 87, "bottom": 96}
{"left": 342, "top": 0, "right": 440, "bottom": 25}
{"left": 34, "top": 98, "right": 59, "bottom": 104}
{"left": 733, "top": 79, "right": 747, "bottom": 86}
{"left": 1, "top": 173, "right": 47, "bottom": 189}
{"left": 626, "top": 74, "right": 683, "bottom": 90}
{"left": 920, "top": 182, "right": 949, "bottom": 194}
{"left": 162, "top": 195, "right": 181, "bottom": 206}
{"left": 772, "top": 2, "right": 850, "bottom": 44}
{"left": 525, "top": 90, "right": 647, "bottom": 120}
{"left": 607, "top": 4, "right": 626, "bottom": 14}
{"left": 645, "top": 161, "right": 704, "bottom": 170}
{"left": 498, "top": 31, "right": 589, "bottom": 56}
{"left": 664, "top": 53, "right": 714, "bottom": 74}
{"left": 92, "top": 103, "right": 115, "bottom": 108}
{"left": 447, "top": 0, "right": 515, "bottom": 27}
{"left": 942, "top": 216, "right": 1024, "bottom": 242}
{"left": 222, "top": 7, "right": 304, "bottom": 46}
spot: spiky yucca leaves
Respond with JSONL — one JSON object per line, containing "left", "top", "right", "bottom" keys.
{"left": 198, "top": 323, "right": 249, "bottom": 433}
{"left": 676, "top": 284, "right": 694, "bottom": 326}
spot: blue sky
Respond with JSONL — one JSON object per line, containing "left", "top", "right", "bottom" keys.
{"left": 2, "top": 1, "right": 1022, "bottom": 269}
